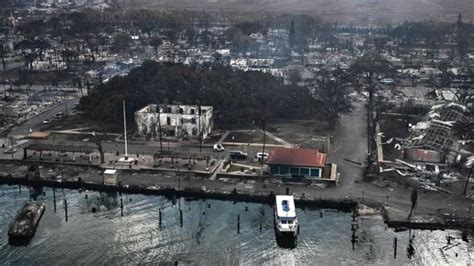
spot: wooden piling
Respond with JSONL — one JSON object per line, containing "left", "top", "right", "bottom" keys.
{"left": 159, "top": 208, "right": 162, "bottom": 227}
{"left": 351, "top": 209, "right": 358, "bottom": 250}
{"left": 179, "top": 209, "right": 183, "bottom": 227}
{"left": 18, "top": 184, "right": 21, "bottom": 193}
{"left": 237, "top": 214, "right": 240, "bottom": 234}
{"left": 64, "top": 199, "right": 68, "bottom": 222}
{"left": 393, "top": 237, "right": 397, "bottom": 258}
{"left": 53, "top": 188, "right": 56, "bottom": 213}
{"left": 120, "top": 198, "right": 124, "bottom": 217}
{"left": 259, "top": 223, "right": 262, "bottom": 232}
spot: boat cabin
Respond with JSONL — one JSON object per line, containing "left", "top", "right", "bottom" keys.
{"left": 275, "top": 195, "right": 298, "bottom": 233}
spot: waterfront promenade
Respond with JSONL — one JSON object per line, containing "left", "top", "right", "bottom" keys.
{"left": 0, "top": 99, "right": 472, "bottom": 231}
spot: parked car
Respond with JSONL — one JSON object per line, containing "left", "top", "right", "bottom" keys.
{"left": 42, "top": 118, "right": 52, "bottom": 124}
{"left": 380, "top": 78, "right": 394, "bottom": 85}
{"left": 213, "top": 143, "right": 225, "bottom": 152}
{"left": 55, "top": 112, "right": 65, "bottom": 119}
{"left": 229, "top": 150, "right": 248, "bottom": 160}
{"left": 255, "top": 152, "right": 269, "bottom": 162}
{"left": 4, "top": 148, "right": 17, "bottom": 154}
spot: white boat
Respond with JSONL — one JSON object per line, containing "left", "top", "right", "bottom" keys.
{"left": 274, "top": 195, "right": 299, "bottom": 238}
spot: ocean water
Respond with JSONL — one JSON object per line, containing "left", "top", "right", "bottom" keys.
{"left": 0, "top": 185, "right": 472, "bottom": 265}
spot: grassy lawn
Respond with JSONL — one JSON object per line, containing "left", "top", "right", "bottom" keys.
{"left": 52, "top": 113, "right": 123, "bottom": 133}
{"left": 47, "top": 132, "right": 117, "bottom": 143}
{"left": 227, "top": 164, "right": 250, "bottom": 173}
{"left": 223, "top": 130, "right": 280, "bottom": 145}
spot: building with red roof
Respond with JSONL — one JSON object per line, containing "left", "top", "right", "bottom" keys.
{"left": 266, "top": 148, "right": 327, "bottom": 178}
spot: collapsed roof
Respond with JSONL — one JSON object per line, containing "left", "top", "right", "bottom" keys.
{"left": 403, "top": 102, "right": 468, "bottom": 152}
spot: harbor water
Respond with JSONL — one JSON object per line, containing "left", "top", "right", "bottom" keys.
{"left": 0, "top": 185, "right": 472, "bottom": 265}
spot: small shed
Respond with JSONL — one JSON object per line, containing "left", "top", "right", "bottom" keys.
{"left": 103, "top": 169, "right": 118, "bottom": 185}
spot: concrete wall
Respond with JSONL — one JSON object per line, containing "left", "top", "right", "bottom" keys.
{"left": 269, "top": 164, "right": 322, "bottom": 178}
{"left": 135, "top": 104, "right": 213, "bottom": 139}
{"left": 404, "top": 148, "right": 443, "bottom": 163}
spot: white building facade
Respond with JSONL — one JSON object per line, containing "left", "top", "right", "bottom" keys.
{"left": 135, "top": 104, "right": 213, "bottom": 140}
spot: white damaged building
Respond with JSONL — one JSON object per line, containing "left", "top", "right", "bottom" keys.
{"left": 135, "top": 104, "right": 213, "bottom": 140}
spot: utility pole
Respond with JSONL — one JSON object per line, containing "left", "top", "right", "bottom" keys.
{"left": 64, "top": 96, "right": 68, "bottom": 117}
{"left": 158, "top": 104, "right": 162, "bottom": 151}
{"left": 198, "top": 104, "right": 202, "bottom": 153}
{"left": 261, "top": 117, "right": 266, "bottom": 165}
{"left": 463, "top": 165, "right": 472, "bottom": 196}
{"left": 123, "top": 100, "right": 128, "bottom": 160}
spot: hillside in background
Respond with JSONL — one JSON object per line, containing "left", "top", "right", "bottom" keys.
{"left": 126, "top": 0, "right": 474, "bottom": 23}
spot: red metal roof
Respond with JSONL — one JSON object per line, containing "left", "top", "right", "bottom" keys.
{"left": 266, "top": 148, "right": 327, "bottom": 168}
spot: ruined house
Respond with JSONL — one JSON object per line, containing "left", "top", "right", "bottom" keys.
{"left": 135, "top": 104, "right": 213, "bottom": 140}
{"left": 403, "top": 102, "right": 468, "bottom": 163}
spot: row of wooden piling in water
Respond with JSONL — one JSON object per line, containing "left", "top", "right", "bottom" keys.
{"left": 7, "top": 183, "right": 346, "bottom": 243}
{"left": 3, "top": 182, "right": 472, "bottom": 262}
{"left": 3, "top": 176, "right": 474, "bottom": 233}
{"left": 15, "top": 183, "right": 262, "bottom": 234}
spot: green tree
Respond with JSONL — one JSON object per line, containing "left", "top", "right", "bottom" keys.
{"left": 149, "top": 37, "right": 162, "bottom": 55}
{"left": 455, "top": 13, "right": 469, "bottom": 59}
{"left": 313, "top": 69, "right": 353, "bottom": 128}
{"left": 350, "top": 53, "right": 393, "bottom": 165}
{"left": 80, "top": 62, "right": 317, "bottom": 127}
{"left": 289, "top": 20, "right": 296, "bottom": 49}
{"left": 224, "top": 27, "right": 257, "bottom": 52}
{"left": 288, "top": 68, "right": 301, "bottom": 85}
{"left": 111, "top": 34, "right": 131, "bottom": 53}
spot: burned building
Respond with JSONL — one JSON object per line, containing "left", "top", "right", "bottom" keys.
{"left": 403, "top": 103, "right": 468, "bottom": 163}
{"left": 135, "top": 104, "right": 213, "bottom": 140}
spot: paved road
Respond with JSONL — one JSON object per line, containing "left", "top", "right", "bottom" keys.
{"left": 5, "top": 84, "right": 81, "bottom": 92}
{"left": 12, "top": 97, "right": 80, "bottom": 136}
{"left": 103, "top": 142, "right": 215, "bottom": 156}
{"left": 0, "top": 59, "right": 25, "bottom": 71}
{"left": 328, "top": 98, "right": 368, "bottom": 188}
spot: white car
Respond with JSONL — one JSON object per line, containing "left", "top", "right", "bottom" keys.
{"left": 43, "top": 118, "right": 52, "bottom": 124}
{"left": 4, "top": 148, "right": 17, "bottom": 154}
{"left": 380, "top": 78, "right": 394, "bottom": 85}
{"left": 255, "top": 152, "right": 269, "bottom": 162}
{"left": 213, "top": 144, "right": 225, "bottom": 152}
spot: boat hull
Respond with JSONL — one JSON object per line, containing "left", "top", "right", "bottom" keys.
{"left": 274, "top": 226, "right": 299, "bottom": 248}
{"left": 8, "top": 202, "right": 45, "bottom": 246}
{"left": 274, "top": 218, "right": 299, "bottom": 248}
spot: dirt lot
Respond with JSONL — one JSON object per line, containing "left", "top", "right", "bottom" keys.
{"left": 224, "top": 130, "right": 280, "bottom": 145}
{"left": 50, "top": 113, "right": 123, "bottom": 134}
{"left": 267, "top": 119, "right": 331, "bottom": 149}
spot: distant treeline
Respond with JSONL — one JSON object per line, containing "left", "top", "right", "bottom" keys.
{"left": 79, "top": 62, "right": 317, "bottom": 127}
